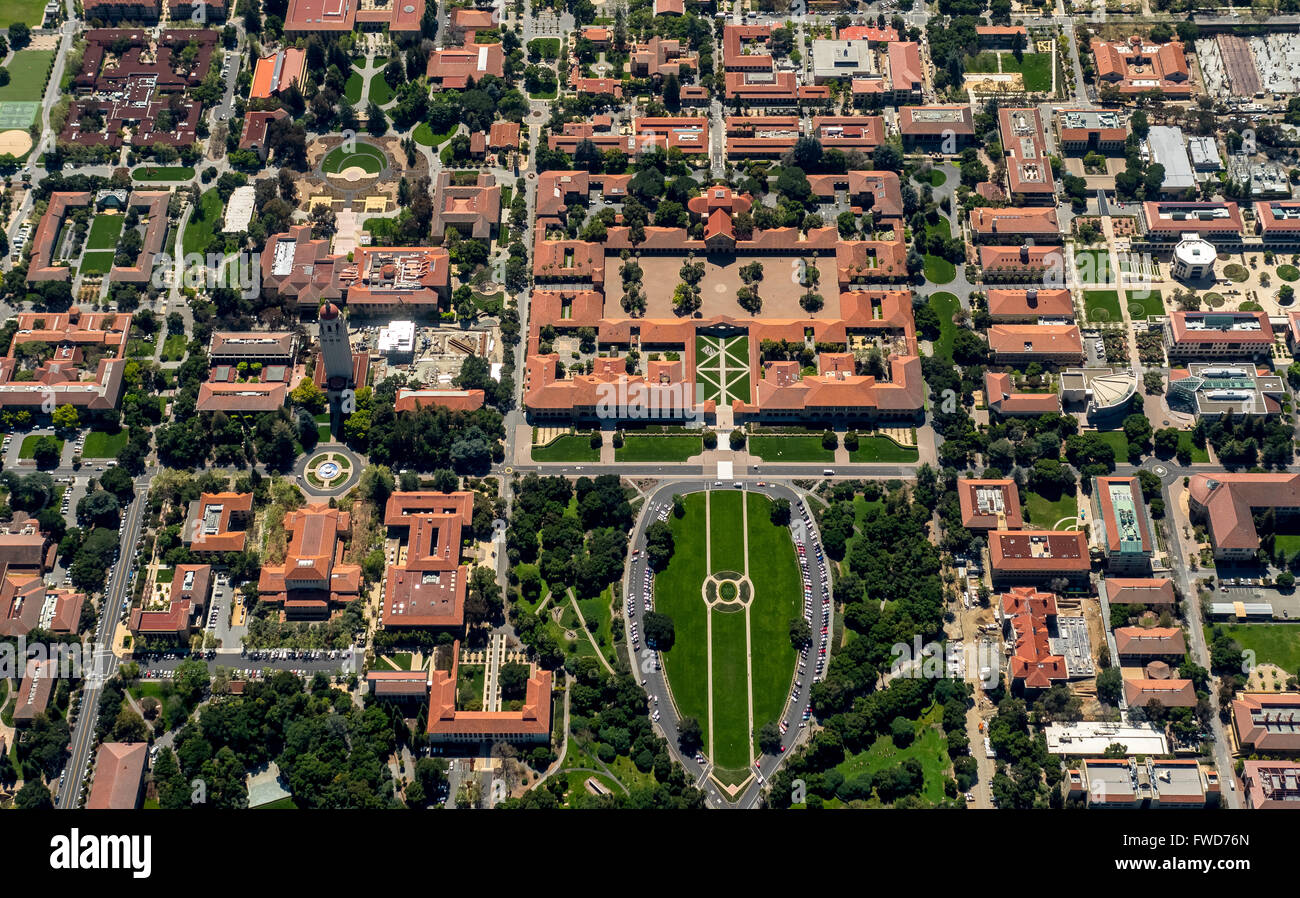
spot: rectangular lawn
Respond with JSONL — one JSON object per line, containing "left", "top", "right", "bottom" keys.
{"left": 708, "top": 489, "right": 746, "bottom": 574}
{"left": 81, "top": 430, "right": 128, "bottom": 458}
{"left": 850, "top": 436, "right": 919, "bottom": 463}
{"left": 614, "top": 434, "right": 702, "bottom": 462}
{"left": 86, "top": 214, "right": 125, "bottom": 250}
{"left": 654, "top": 492, "right": 710, "bottom": 749}
{"left": 532, "top": 433, "right": 600, "bottom": 462}
{"left": 0, "top": 50, "right": 54, "bottom": 101}
{"left": 748, "top": 435, "right": 834, "bottom": 463}
{"left": 1083, "top": 290, "right": 1122, "bottom": 323}
{"left": 709, "top": 607, "right": 752, "bottom": 771}
{"left": 1022, "top": 489, "right": 1077, "bottom": 529}
{"left": 1204, "top": 623, "right": 1300, "bottom": 675}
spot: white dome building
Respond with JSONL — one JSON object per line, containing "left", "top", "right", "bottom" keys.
{"left": 1171, "top": 234, "right": 1216, "bottom": 281}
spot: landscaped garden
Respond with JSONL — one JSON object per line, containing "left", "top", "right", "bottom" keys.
{"left": 322, "top": 140, "right": 386, "bottom": 174}
{"left": 532, "top": 432, "right": 600, "bottom": 462}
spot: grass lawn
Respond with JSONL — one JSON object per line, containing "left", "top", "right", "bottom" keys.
{"left": 1001, "top": 52, "right": 1053, "bottom": 92}
{"left": 929, "top": 291, "right": 961, "bottom": 362}
{"left": 746, "top": 492, "right": 800, "bottom": 744}
{"left": 133, "top": 166, "right": 195, "bottom": 182}
{"left": 532, "top": 433, "right": 600, "bottom": 462}
{"left": 710, "top": 607, "right": 752, "bottom": 770}
{"left": 709, "top": 489, "right": 746, "bottom": 574}
{"left": 86, "top": 214, "right": 125, "bottom": 250}
{"left": 183, "top": 188, "right": 223, "bottom": 256}
{"left": 655, "top": 491, "right": 710, "bottom": 748}
{"left": 1277, "top": 264, "right": 1299, "bottom": 282}
{"left": 82, "top": 429, "right": 128, "bottom": 458}
{"left": 1022, "top": 489, "right": 1078, "bottom": 529}
{"left": 614, "top": 434, "right": 702, "bottom": 462}
{"left": 834, "top": 702, "right": 949, "bottom": 804}
{"left": 160, "top": 333, "right": 187, "bottom": 362}
{"left": 0, "top": 0, "right": 47, "bottom": 27}
{"left": 924, "top": 254, "right": 956, "bottom": 284}
{"left": 1084, "top": 290, "right": 1122, "bottom": 323}
{"left": 413, "top": 122, "right": 456, "bottom": 147}
{"left": 528, "top": 38, "right": 562, "bottom": 57}
{"left": 927, "top": 169, "right": 946, "bottom": 187}
{"left": 368, "top": 76, "right": 394, "bottom": 106}
{"left": 1094, "top": 430, "right": 1130, "bottom": 460}
{"left": 850, "top": 435, "right": 919, "bottom": 463}
{"left": 1075, "top": 249, "right": 1112, "bottom": 284}
{"left": 1205, "top": 623, "right": 1300, "bottom": 675}
{"left": 577, "top": 587, "right": 616, "bottom": 667}
{"left": 1178, "top": 431, "right": 1210, "bottom": 463}
{"left": 748, "top": 435, "right": 834, "bottom": 463}
{"left": 322, "top": 141, "right": 386, "bottom": 174}
{"left": 965, "top": 51, "right": 1000, "bottom": 73}
{"left": 18, "top": 435, "right": 61, "bottom": 458}
{"left": 344, "top": 71, "right": 363, "bottom": 104}
{"left": 79, "top": 252, "right": 116, "bottom": 275}
{"left": 1126, "top": 288, "right": 1164, "bottom": 320}
{"left": 0, "top": 50, "right": 55, "bottom": 101}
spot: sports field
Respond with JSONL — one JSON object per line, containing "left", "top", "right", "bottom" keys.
{"left": 655, "top": 489, "right": 801, "bottom": 786}
{"left": 0, "top": 50, "right": 54, "bottom": 101}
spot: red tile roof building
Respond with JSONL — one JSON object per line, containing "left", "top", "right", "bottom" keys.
{"left": 184, "top": 492, "right": 253, "bottom": 554}
{"left": 988, "top": 324, "right": 1084, "bottom": 365}
{"left": 1188, "top": 472, "right": 1300, "bottom": 560}
{"left": 630, "top": 37, "right": 698, "bottom": 79}
{"left": 1256, "top": 200, "right": 1300, "bottom": 245}
{"left": 976, "top": 25, "right": 1027, "bottom": 48}
{"left": 0, "top": 309, "right": 131, "bottom": 411}
{"left": 957, "top": 479, "right": 1024, "bottom": 530}
{"left": 13, "top": 658, "right": 57, "bottom": 725}
{"left": 1241, "top": 760, "right": 1300, "bottom": 808}
{"left": 1126, "top": 678, "right": 1197, "bottom": 709}
{"left": 1000, "top": 587, "right": 1067, "bottom": 689}
{"left": 339, "top": 246, "right": 451, "bottom": 314}
{"left": 284, "top": 0, "right": 425, "bottom": 35}
{"left": 257, "top": 505, "right": 361, "bottom": 620}
{"left": 250, "top": 48, "right": 306, "bottom": 99}
{"left": 986, "top": 289, "right": 1074, "bottom": 322}
{"left": 86, "top": 742, "right": 148, "bottom": 809}
{"left": 394, "top": 388, "right": 486, "bottom": 413}
{"left": 1114, "top": 626, "right": 1186, "bottom": 660}
{"left": 431, "top": 171, "right": 500, "bottom": 241}
{"left": 27, "top": 192, "right": 92, "bottom": 282}
{"left": 1056, "top": 108, "right": 1128, "bottom": 154}
{"left": 262, "top": 224, "right": 344, "bottom": 311}
{"left": 989, "top": 530, "right": 1091, "bottom": 583}
{"left": 426, "top": 39, "right": 505, "bottom": 89}
{"left": 1104, "top": 577, "right": 1177, "bottom": 606}
{"left": 1163, "top": 310, "right": 1273, "bottom": 361}
{"left": 1091, "top": 36, "right": 1192, "bottom": 99}
{"left": 984, "top": 370, "right": 1062, "bottom": 417}
{"left": 380, "top": 491, "right": 475, "bottom": 629}
{"left": 998, "top": 106, "right": 1056, "bottom": 205}
{"left": 1142, "top": 201, "right": 1244, "bottom": 242}
{"left": 969, "top": 207, "right": 1061, "bottom": 244}
{"left": 426, "top": 640, "right": 552, "bottom": 743}
{"left": 897, "top": 105, "right": 975, "bottom": 150}
{"left": 1092, "top": 476, "right": 1155, "bottom": 574}
{"left": 1232, "top": 693, "right": 1300, "bottom": 753}
{"left": 130, "top": 563, "right": 211, "bottom": 642}
{"left": 978, "top": 244, "right": 1066, "bottom": 282}
{"left": 0, "top": 573, "right": 81, "bottom": 638}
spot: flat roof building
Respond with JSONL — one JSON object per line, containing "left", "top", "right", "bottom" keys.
{"left": 1163, "top": 310, "right": 1272, "bottom": 360}
{"left": 1145, "top": 126, "right": 1196, "bottom": 194}
{"left": 989, "top": 530, "right": 1090, "bottom": 584}
{"left": 1092, "top": 476, "right": 1155, "bottom": 574}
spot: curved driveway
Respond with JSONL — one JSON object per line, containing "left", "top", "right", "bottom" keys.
{"left": 623, "top": 479, "right": 833, "bottom": 809}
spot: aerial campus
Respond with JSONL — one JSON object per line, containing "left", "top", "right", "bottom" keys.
{"left": 0, "top": 0, "right": 1299, "bottom": 818}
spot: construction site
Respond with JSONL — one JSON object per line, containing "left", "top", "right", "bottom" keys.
{"left": 1197, "top": 32, "right": 1300, "bottom": 100}
{"left": 352, "top": 321, "right": 502, "bottom": 391}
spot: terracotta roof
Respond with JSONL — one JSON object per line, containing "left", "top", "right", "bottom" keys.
{"left": 394, "top": 388, "right": 485, "bottom": 413}
{"left": 250, "top": 48, "right": 305, "bottom": 99}
{"left": 986, "top": 289, "right": 1074, "bottom": 320}
{"left": 427, "top": 640, "right": 552, "bottom": 737}
{"left": 1187, "top": 472, "right": 1300, "bottom": 551}
{"left": 988, "top": 324, "right": 1084, "bottom": 361}
{"left": 998, "top": 106, "right": 1055, "bottom": 198}
{"left": 1114, "top": 626, "right": 1186, "bottom": 657}
{"left": 1003, "top": 587, "right": 1066, "bottom": 689}
{"left": 989, "top": 530, "right": 1090, "bottom": 574}
{"left": 86, "top": 742, "right": 147, "bottom": 809}
{"left": 1166, "top": 310, "right": 1272, "bottom": 347}
{"left": 1104, "top": 577, "right": 1176, "bottom": 606}
{"left": 898, "top": 105, "right": 974, "bottom": 136}
{"left": 1232, "top": 693, "right": 1300, "bottom": 753}
{"left": 1256, "top": 200, "right": 1300, "bottom": 235}
{"left": 1090, "top": 37, "right": 1192, "bottom": 97}
{"left": 957, "top": 479, "right": 1024, "bottom": 530}
{"left": 969, "top": 206, "right": 1060, "bottom": 239}
{"left": 1125, "top": 678, "right": 1196, "bottom": 708}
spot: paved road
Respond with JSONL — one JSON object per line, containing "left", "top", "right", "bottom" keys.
{"left": 56, "top": 473, "right": 151, "bottom": 809}
{"left": 623, "top": 479, "right": 832, "bottom": 809}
